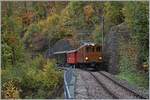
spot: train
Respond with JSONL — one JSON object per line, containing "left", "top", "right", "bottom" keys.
{"left": 53, "top": 43, "right": 104, "bottom": 70}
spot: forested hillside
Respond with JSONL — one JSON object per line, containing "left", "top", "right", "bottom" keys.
{"left": 1, "top": 1, "right": 149, "bottom": 99}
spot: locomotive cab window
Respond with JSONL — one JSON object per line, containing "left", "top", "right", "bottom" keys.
{"left": 96, "top": 46, "right": 101, "bottom": 52}
{"left": 86, "top": 46, "right": 94, "bottom": 52}
{"left": 92, "top": 47, "right": 95, "bottom": 52}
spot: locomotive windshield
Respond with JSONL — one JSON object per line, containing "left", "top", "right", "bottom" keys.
{"left": 86, "top": 46, "right": 94, "bottom": 52}
{"left": 86, "top": 45, "right": 102, "bottom": 53}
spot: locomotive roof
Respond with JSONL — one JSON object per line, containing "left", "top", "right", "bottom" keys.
{"left": 77, "top": 43, "right": 101, "bottom": 50}
{"left": 53, "top": 43, "right": 101, "bottom": 55}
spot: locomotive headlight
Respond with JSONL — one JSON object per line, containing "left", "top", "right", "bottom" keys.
{"left": 99, "top": 57, "right": 102, "bottom": 60}
{"left": 85, "top": 57, "right": 88, "bottom": 60}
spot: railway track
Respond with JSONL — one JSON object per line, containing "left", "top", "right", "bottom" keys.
{"left": 89, "top": 71, "right": 118, "bottom": 99}
{"left": 89, "top": 71, "right": 147, "bottom": 99}
{"left": 77, "top": 69, "right": 114, "bottom": 99}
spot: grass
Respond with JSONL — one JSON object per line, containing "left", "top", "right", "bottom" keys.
{"left": 117, "top": 70, "right": 149, "bottom": 90}
{"left": 117, "top": 53, "right": 149, "bottom": 90}
{"left": 117, "top": 41, "right": 149, "bottom": 90}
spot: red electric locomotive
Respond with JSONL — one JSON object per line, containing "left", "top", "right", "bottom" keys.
{"left": 54, "top": 43, "right": 103, "bottom": 69}
{"left": 66, "top": 43, "right": 103, "bottom": 69}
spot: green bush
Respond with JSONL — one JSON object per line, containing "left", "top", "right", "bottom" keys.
{"left": 122, "top": 1, "right": 149, "bottom": 62}
{"left": 92, "top": 24, "right": 103, "bottom": 44}
{"left": 118, "top": 54, "right": 149, "bottom": 89}
{"left": 104, "top": 1, "right": 124, "bottom": 33}
{"left": 1, "top": 55, "right": 63, "bottom": 99}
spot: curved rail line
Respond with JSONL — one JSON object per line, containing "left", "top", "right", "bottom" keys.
{"left": 89, "top": 71, "right": 147, "bottom": 99}
{"left": 98, "top": 71, "right": 147, "bottom": 99}
{"left": 77, "top": 69, "right": 115, "bottom": 99}
{"left": 89, "top": 71, "right": 118, "bottom": 99}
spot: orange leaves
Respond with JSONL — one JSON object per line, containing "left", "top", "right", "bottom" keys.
{"left": 21, "top": 10, "right": 35, "bottom": 26}
{"left": 83, "top": 5, "right": 94, "bottom": 23}
{"left": 7, "top": 35, "right": 17, "bottom": 46}
{"left": 120, "top": 46, "right": 137, "bottom": 57}
{"left": 127, "top": 47, "right": 137, "bottom": 56}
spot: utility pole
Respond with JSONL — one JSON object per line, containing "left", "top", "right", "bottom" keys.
{"left": 99, "top": 9, "right": 104, "bottom": 52}
{"left": 102, "top": 14, "right": 104, "bottom": 52}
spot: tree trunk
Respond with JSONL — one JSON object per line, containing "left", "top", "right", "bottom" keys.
{"left": 11, "top": 47, "right": 16, "bottom": 66}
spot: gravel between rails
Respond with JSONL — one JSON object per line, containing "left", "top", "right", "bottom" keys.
{"left": 75, "top": 69, "right": 114, "bottom": 99}
{"left": 91, "top": 71, "right": 144, "bottom": 99}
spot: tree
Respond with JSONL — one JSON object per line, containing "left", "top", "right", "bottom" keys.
{"left": 104, "top": 1, "right": 124, "bottom": 33}
{"left": 61, "top": 1, "right": 102, "bottom": 35}
{"left": 122, "top": 1, "right": 149, "bottom": 63}
{"left": 92, "top": 25, "right": 102, "bottom": 44}
{"left": 2, "top": 15, "right": 25, "bottom": 68}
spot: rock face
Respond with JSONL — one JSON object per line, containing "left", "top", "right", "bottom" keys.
{"left": 32, "top": 34, "right": 48, "bottom": 51}
{"left": 25, "top": 32, "right": 48, "bottom": 51}
{"left": 46, "top": 37, "right": 80, "bottom": 58}
{"left": 103, "top": 23, "right": 131, "bottom": 74}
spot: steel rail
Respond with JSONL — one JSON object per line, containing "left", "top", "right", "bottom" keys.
{"left": 64, "top": 70, "right": 72, "bottom": 99}
{"left": 98, "top": 71, "right": 147, "bottom": 99}
{"left": 89, "top": 71, "right": 119, "bottom": 99}
{"left": 64, "top": 65, "right": 76, "bottom": 99}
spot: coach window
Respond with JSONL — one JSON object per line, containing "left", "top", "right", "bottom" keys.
{"left": 96, "top": 47, "right": 101, "bottom": 52}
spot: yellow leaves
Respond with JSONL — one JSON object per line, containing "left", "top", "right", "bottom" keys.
{"left": 2, "top": 80, "right": 21, "bottom": 99}
{"left": 84, "top": 5, "right": 94, "bottom": 22}
{"left": 36, "top": 14, "right": 60, "bottom": 34}
{"left": 142, "top": 64, "right": 149, "bottom": 72}
{"left": 35, "top": 58, "right": 62, "bottom": 89}
{"left": 121, "top": 6, "right": 133, "bottom": 28}
{"left": 39, "top": 58, "right": 55, "bottom": 73}
{"left": 62, "top": 6, "right": 70, "bottom": 16}
{"left": 43, "top": 61, "right": 50, "bottom": 72}
{"left": 61, "top": 6, "right": 71, "bottom": 21}
{"left": 47, "top": 14, "right": 59, "bottom": 25}
{"left": 60, "top": 7, "right": 72, "bottom": 28}
{"left": 38, "top": 19, "right": 47, "bottom": 29}
{"left": 29, "top": 44, "right": 33, "bottom": 48}
{"left": 92, "top": 24, "right": 102, "bottom": 43}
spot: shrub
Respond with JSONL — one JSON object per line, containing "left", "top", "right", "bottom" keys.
{"left": 2, "top": 79, "right": 22, "bottom": 99}
{"left": 122, "top": 1, "right": 149, "bottom": 62}
{"left": 21, "top": 55, "right": 63, "bottom": 98}
{"left": 1, "top": 55, "right": 63, "bottom": 99}
{"left": 118, "top": 42, "right": 149, "bottom": 89}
